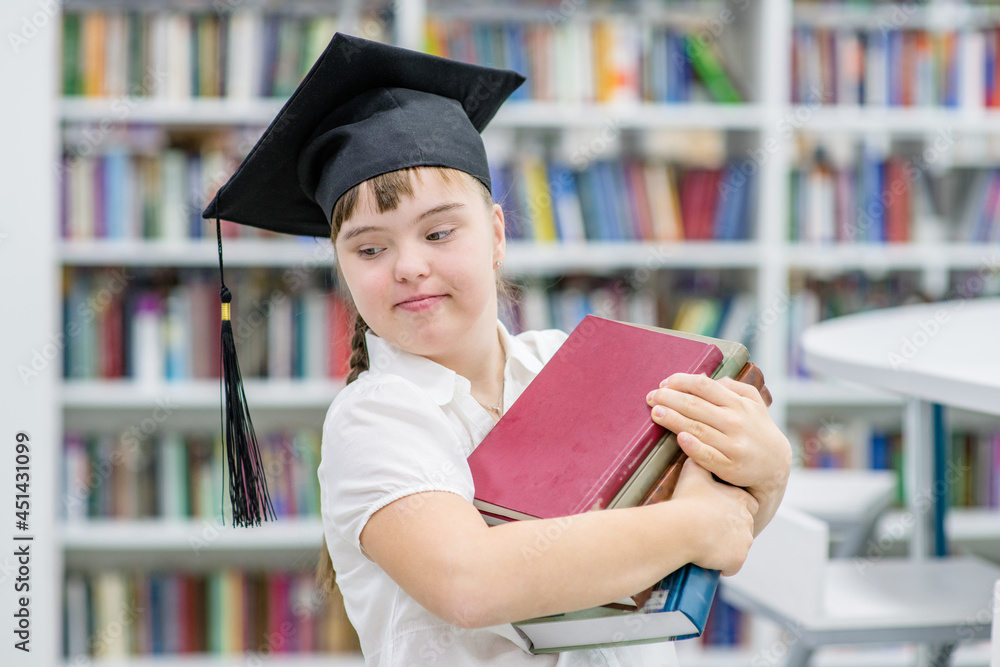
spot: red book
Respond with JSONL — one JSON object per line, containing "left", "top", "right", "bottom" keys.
{"left": 468, "top": 315, "right": 724, "bottom": 523}
{"left": 327, "top": 292, "right": 353, "bottom": 379}
{"left": 885, "top": 158, "right": 910, "bottom": 243}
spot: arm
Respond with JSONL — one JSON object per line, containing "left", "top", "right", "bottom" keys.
{"left": 360, "top": 459, "right": 757, "bottom": 630}
{"left": 645, "top": 372, "right": 793, "bottom": 535}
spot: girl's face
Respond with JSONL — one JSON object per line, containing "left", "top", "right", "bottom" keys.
{"left": 334, "top": 170, "right": 505, "bottom": 360}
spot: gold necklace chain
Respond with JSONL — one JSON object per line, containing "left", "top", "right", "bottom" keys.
{"left": 477, "top": 337, "right": 507, "bottom": 416}
{"left": 477, "top": 380, "right": 505, "bottom": 414}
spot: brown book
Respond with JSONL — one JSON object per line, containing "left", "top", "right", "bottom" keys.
{"left": 631, "top": 361, "right": 771, "bottom": 608}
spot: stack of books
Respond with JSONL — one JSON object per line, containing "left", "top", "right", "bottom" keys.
{"left": 467, "top": 315, "right": 769, "bottom": 653}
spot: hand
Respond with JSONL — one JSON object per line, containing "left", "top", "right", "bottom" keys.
{"left": 646, "top": 373, "right": 792, "bottom": 532}
{"left": 668, "top": 458, "right": 758, "bottom": 576}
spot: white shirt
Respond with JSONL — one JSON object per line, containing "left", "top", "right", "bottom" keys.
{"left": 319, "top": 321, "right": 681, "bottom": 667}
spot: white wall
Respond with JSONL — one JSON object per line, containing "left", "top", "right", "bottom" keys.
{"left": 1, "top": 1, "right": 60, "bottom": 665}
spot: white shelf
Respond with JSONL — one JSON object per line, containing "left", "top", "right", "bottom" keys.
{"left": 59, "top": 238, "right": 335, "bottom": 267}
{"left": 491, "top": 102, "right": 767, "bottom": 130}
{"left": 802, "top": 106, "right": 1000, "bottom": 134}
{"left": 505, "top": 240, "right": 763, "bottom": 272}
{"left": 784, "top": 243, "right": 998, "bottom": 272}
{"left": 60, "top": 379, "right": 342, "bottom": 409}
{"left": 60, "top": 97, "right": 767, "bottom": 130}
{"left": 60, "top": 96, "right": 286, "bottom": 126}
{"left": 782, "top": 378, "right": 903, "bottom": 408}
{"left": 61, "top": 518, "right": 324, "bottom": 552}
{"left": 875, "top": 507, "right": 1000, "bottom": 543}
{"left": 58, "top": 239, "right": 764, "bottom": 271}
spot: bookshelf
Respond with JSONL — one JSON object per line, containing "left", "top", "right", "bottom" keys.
{"left": 23, "top": 0, "right": 1000, "bottom": 665}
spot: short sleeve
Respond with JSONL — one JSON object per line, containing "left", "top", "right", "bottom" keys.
{"left": 318, "top": 376, "right": 476, "bottom": 551}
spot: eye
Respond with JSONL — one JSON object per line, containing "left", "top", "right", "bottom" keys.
{"left": 427, "top": 229, "right": 453, "bottom": 241}
{"left": 358, "top": 246, "right": 383, "bottom": 258}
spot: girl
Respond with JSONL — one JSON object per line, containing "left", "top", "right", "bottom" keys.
{"left": 317, "top": 164, "right": 788, "bottom": 667}
{"left": 203, "top": 32, "right": 791, "bottom": 667}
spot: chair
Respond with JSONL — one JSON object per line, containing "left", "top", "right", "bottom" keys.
{"left": 780, "top": 468, "right": 897, "bottom": 557}
{"left": 721, "top": 506, "right": 1000, "bottom": 667}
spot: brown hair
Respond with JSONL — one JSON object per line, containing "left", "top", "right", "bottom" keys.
{"left": 316, "top": 166, "right": 512, "bottom": 596}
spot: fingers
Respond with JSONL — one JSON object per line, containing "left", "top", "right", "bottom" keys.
{"left": 675, "top": 429, "right": 734, "bottom": 477}
{"left": 717, "top": 376, "right": 767, "bottom": 406}
{"left": 649, "top": 402, "right": 729, "bottom": 452}
{"left": 659, "top": 373, "right": 739, "bottom": 407}
{"left": 647, "top": 386, "right": 727, "bottom": 431}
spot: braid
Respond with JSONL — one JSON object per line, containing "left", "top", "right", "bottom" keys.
{"left": 345, "top": 313, "right": 370, "bottom": 385}
{"left": 317, "top": 311, "right": 370, "bottom": 599}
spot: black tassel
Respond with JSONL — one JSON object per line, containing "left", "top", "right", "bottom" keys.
{"left": 217, "top": 218, "right": 276, "bottom": 527}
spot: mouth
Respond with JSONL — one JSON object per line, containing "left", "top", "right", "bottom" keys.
{"left": 395, "top": 294, "right": 447, "bottom": 312}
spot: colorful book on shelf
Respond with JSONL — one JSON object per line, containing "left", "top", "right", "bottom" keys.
{"left": 685, "top": 35, "right": 743, "bottom": 104}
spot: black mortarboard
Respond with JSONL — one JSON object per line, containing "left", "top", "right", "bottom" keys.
{"left": 201, "top": 33, "right": 524, "bottom": 527}
{"left": 203, "top": 32, "right": 525, "bottom": 237}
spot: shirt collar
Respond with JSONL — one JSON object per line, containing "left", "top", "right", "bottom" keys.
{"left": 363, "top": 320, "right": 541, "bottom": 405}
{"left": 499, "top": 320, "right": 544, "bottom": 378}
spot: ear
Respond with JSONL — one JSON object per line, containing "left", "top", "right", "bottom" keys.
{"left": 491, "top": 203, "right": 506, "bottom": 264}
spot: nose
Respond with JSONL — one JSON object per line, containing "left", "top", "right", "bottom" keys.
{"left": 393, "top": 243, "right": 431, "bottom": 282}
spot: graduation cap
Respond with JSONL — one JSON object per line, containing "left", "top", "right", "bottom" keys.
{"left": 202, "top": 33, "right": 525, "bottom": 526}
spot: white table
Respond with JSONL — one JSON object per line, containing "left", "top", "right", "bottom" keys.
{"left": 801, "top": 296, "right": 1000, "bottom": 558}
{"left": 772, "top": 297, "right": 1000, "bottom": 665}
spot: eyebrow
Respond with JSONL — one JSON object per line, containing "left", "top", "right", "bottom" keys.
{"left": 340, "top": 201, "right": 467, "bottom": 241}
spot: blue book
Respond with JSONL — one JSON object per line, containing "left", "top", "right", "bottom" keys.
{"left": 859, "top": 146, "right": 884, "bottom": 242}
{"left": 594, "top": 161, "right": 622, "bottom": 241}
{"left": 667, "top": 31, "right": 688, "bottom": 102}
{"left": 473, "top": 24, "right": 493, "bottom": 67}
{"left": 871, "top": 431, "right": 890, "bottom": 470}
{"left": 574, "top": 167, "right": 603, "bottom": 241}
{"left": 988, "top": 34, "right": 997, "bottom": 106}
{"left": 187, "top": 153, "right": 203, "bottom": 238}
{"left": 104, "top": 148, "right": 129, "bottom": 239}
{"left": 513, "top": 563, "right": 719, "bottom": 653}
{"left": 149, "top": 574, "right": 164, "bottom": 654}
{"left": 505, "top": 23, "right": 531, "bottom": 100}
{"left": 713, "top": 164, "right": 743, "bottom": 241}
{"left": 610, "top": 161, "right": 638, "bottom": 240}
{"left": 547, "top": 162, "right": 584, "bottom": 243}
{"left": 887, "top": 30, "right": 903, "bottom": 106}
{"left": 648, "top": 30, "right": 667, "bottom": 102}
